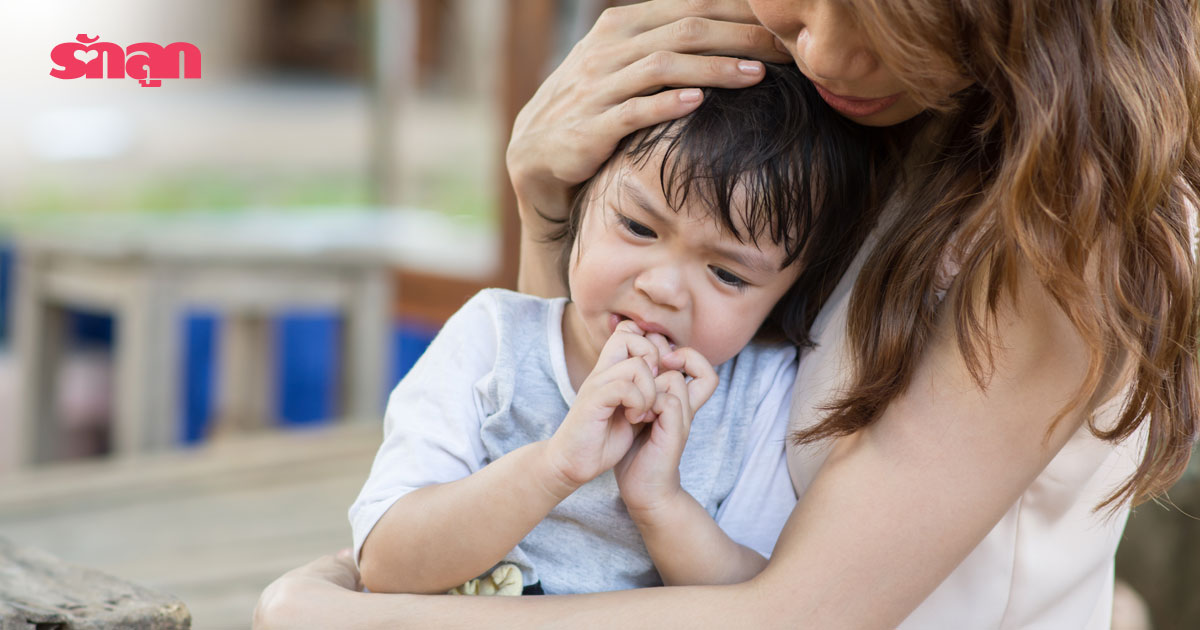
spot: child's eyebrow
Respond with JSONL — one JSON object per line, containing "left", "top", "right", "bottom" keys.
{"left": 621, "top": 178, "right": 777, "bottom": 276}
{"left": 621, "top": 178, "right": 672, "bottom": 226}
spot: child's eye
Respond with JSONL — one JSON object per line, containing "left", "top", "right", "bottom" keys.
{"left": 620, "top": 216, "right": 657, "bottom": 239}
{"left": 710, "top": 266, "right": 748, "bottom": 289}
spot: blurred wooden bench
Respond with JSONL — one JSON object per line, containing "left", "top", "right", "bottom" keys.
{"left": 0, "top": 421, "right": 381, "bottom": 628}
{"left": 8, "top": 211, "right": 398, "bottom": 470}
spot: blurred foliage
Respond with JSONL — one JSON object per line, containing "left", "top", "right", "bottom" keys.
{"left": 421, "top": 170, "right": 494, "bottom": 228}
{"left": 10, "top": 170, "right": 369, "bottom": 215}
{"left": 4, "top": 169, "right": 494, "bottom": 228}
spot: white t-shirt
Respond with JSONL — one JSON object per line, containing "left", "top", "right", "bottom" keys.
{"left": 349, "top": 289, "right": 798, "bottom": 593}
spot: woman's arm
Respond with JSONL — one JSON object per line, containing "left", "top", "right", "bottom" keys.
{"left": 508, "top": 0, "right": 791, "bottom": 297}
{"left": 260, "top": 261, "right": 1104, "bottom": 628}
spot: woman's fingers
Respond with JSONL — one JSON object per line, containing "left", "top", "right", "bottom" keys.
{"left": 599, "top": 0, "right": 777, "bottom": 39}
{"left": 623, "top": 14, "right": 790, "bottom": 63}
{"left": 508, "top": 0, "right": 792, "bottom": 207}
{"left": 599, "top": 50, "right": 764, "bottom": 103}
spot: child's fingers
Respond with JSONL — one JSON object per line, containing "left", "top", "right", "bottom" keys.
{"left": 651, "top": 390, "right": 686, "bottom": 449}
{"left": 614, "top": 321, "right": 661, "bottom": 376}
{"left": 594, "top": 376, "right": 650, "bottom": 423}
{"left": 655, "top": 370, "right": 692, "bottom": 428}
{"left": 596, "top": 321, "right": 660, "bottom": 376}
{"left": 614, "top": 318, "right": 644, "bottom": 336}
{"left": 613, "top": 422, "right": 651, "bottom": 478}
{"left": 594, "top": 356, "right": 659, "bottom": 422}
{"left": 644, "top": 332, "right": 674, "bottom": 365}
{"left": 662, "top": 347, "right": 718, "bottom": 408}
{"left": 625, "top": 405, "right": 658, "bottom": 425}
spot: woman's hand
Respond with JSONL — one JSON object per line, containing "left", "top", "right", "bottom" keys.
{"left": 510, "top": 0, "right": 791, "bottom": 295}
{"left": 254, "top": 550, "right": 364, "bottom": 630}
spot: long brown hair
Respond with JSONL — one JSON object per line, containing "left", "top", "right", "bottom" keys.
{"left": 793, "top": 0, "right": 1200, "bottom": 509}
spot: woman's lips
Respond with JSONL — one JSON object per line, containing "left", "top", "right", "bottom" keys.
{"left": 813, "top": 84, "right": 903, "bottom": 118}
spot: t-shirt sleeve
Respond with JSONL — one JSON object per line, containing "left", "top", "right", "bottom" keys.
{"left": 347, "top": 291, "right": 500, "bottom": 567}
{"left": 713, "top": 347, "right": 799, "bottom": 559}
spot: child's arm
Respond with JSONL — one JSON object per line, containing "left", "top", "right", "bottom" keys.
{"left": 360, "top": 320, "right": 664, "bottom": 594}
{"left": 616, "top": 347, "right": 779, "bottom": 586}
{"left": 359, "top": 441, "right": 576, "bottom": 594}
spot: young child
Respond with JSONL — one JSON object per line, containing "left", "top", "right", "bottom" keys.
{"left": 349, "top": 63, "right": 890, "bottom": 595}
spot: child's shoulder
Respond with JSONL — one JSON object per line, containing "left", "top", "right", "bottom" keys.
{"left": 720, "top": 340, "right": 799, "bottom": 397}
{"left": 446, "top": 289, "right": 567, "bottom": 341}
{"left": 730, "top": 340, "right": 798, "bottom": 369}
{"left": 458, "top": 288, "right": 564, "bottom": 320}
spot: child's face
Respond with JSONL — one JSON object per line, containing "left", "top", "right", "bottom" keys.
{"left": 567, "top": 154, "right": 803, "bottom": 369}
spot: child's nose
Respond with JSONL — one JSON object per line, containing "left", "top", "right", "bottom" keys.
{"left": 633, "top": 264, "right": 688, "bottom": 310}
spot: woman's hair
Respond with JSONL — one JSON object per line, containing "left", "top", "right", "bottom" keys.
{"left": 544, "top": 63, "right": 899, "bottom": 348}
{"left": 793, "top": 0, "right": 1200, "bottom": 509}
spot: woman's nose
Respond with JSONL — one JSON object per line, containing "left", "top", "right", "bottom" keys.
{"left": 634, "top": 264, "right": 688, "bottom": 310}
{"left": 792, "top": 4, "right": 878, "bottom": 84}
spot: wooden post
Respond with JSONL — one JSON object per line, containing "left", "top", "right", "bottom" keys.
{"left": 368, "top": 0, "right": 417, "bottom": 207}
{"left": 495, "top": 0, "right": 558, "bottom": 290}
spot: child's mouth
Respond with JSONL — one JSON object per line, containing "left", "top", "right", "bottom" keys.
{"left": 611, "top": 313, "right": 675, "bottom": 347}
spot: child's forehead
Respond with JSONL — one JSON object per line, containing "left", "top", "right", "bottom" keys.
{"left": 610, "top": 157, "right": 757, "bottom": 236}
{"left": 605, "top": 161, "right": 789, "bottom": 269}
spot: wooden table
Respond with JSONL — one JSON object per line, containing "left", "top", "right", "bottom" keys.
{"left": 7, "top": 210, "right": 406, "bottom": 469}
{"left": 0, "top": 422, "right": 381, "bottom": 630}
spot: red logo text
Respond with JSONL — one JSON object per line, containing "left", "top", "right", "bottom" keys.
{"left": 50, "top": 34, "right": 201, "bottom": 87}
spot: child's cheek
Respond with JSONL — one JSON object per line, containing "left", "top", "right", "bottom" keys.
{"left": 694, "top": 316, "right": 756, "bottom": 367}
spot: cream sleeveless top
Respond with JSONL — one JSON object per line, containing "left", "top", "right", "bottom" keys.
{"left": 785, "top": 217, "right": 1154, "bottom": 628}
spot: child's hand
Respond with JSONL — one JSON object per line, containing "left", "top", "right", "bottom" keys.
{"left": 614, "top": 347, "right": 718, "bottom": 522}
{"left": 545, "top": 320, "right": 664, "bottom": 487}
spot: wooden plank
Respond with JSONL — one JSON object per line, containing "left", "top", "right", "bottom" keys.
{"left": 0, "top": 537, "right": 190, "bottom": 630}
{"left": 0, "top": 424, "right": 380, "bottom": 511}
{"left": 0, "top": 424, "right": 382, "bottom": 630}
{"left": 391, "top": 268, "right": 487, "bottom": 325}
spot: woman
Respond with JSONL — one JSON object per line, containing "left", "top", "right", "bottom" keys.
{"left": 256, "top": 1, "right": 1199, "bottom": 627}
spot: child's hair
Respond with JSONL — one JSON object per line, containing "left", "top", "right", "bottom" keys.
{"left": 546, "top": 63, "right": 897, "bottom": 348}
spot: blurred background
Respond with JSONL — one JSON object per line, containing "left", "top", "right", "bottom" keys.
{"left": 0, "top": 1, "right": 617, "bottom": 627}
{"left": 0, "top": 2, "right": 1194, "bottom": 629}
